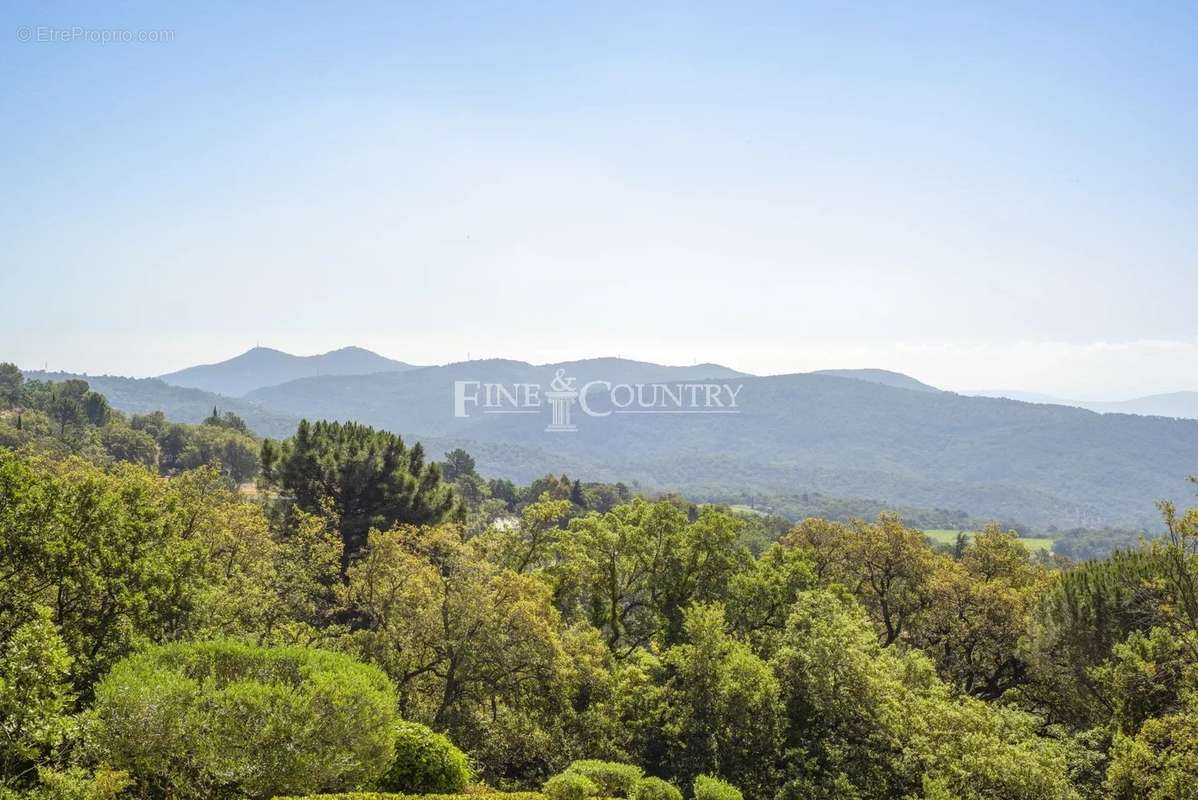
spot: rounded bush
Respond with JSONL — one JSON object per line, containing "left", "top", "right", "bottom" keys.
{"left": 544, "top": 771, "right": 601, "bottom": 800}
{"left": 94, "top": 639, "right": 398, "bottom": 800}
{"left": 566, "top": 760, "right": 643, "bottom": 798}
{"left": 693, "top": 775, "right": 743, "bottom": 800}
{"left": 378, "top": 720, "right": 472, "bottom": 793}
{"left": 633, "top": 777, "right": 683, "bottom": 800}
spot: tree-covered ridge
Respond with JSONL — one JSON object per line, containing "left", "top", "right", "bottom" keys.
{"left": 0, "top": 363, "right": 260, "bottom": 483}
{"left": 241, "top": 363, "right": 1198, "bottom": 528}
{"left": 20, "top": 369, "right": 300, "bottom": 438}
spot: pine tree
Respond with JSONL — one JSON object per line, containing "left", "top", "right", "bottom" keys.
{"left": 262, "top": 420, "right": 460, "bottom": 567}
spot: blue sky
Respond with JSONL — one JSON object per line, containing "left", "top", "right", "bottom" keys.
{"left": 2, "top": 1, "right": 1196, "bottom": 397}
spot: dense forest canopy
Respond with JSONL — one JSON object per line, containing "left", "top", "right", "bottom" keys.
{"left": 2, "top": 364, "right": 1198, "bottom": 800}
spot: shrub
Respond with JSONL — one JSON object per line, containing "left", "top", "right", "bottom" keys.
{"left": 565, "top": 761, "right": 643, "bottom": 798}
{"left": 543, "top": 772, "right": 601, "bottom": 800}
{"left": 21, "top": 767, "right": 131, "bottom": 800}
{"left": 692, "top": 776, "right": 743, "bottom": 800}
{"left": 632, "top": 777, "right": 682, "bottom": 800}
{"left": 378, "top": 721, "right": 472, "bottom": 794}
{"left": 93, "top": 640, "right": 398, "bottom": 800}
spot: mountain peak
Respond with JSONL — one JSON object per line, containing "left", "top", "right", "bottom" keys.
{"left": 159, "top": 346, "right": 419, "bottom": 397}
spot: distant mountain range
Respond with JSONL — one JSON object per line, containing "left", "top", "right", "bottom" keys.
{"left": 964, "top": 389, "right": 1198, "bottom": 420}
{"left": 810, "top": 368, "right": 940, "bottom": 393}
{"left": 241, "top": 361, "right": 1198, "bottom": 528}
{"left": 159, "top": 346, "right": 418, "bottom": 397}
{"left": 19, "top": 348, "right": 1198, "bottom": 528}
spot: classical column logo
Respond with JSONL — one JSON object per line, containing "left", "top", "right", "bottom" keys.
{"left": 543, "top": 368, "right": 579, "bottom": 432}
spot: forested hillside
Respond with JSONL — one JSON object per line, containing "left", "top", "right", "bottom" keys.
{"left": 245, "top": 364, "right": 1198, "bottom": 528}
{"left": 24, "top": 371, "right": 298, "bottom": 437}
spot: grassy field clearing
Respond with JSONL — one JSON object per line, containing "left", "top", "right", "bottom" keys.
{"left": 922, "top": 529, "right": 1054, "bottom": 553}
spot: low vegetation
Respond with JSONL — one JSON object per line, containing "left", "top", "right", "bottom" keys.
{"left": 562, "top": 761, "right": 642, "bottom": 798}
{"left": 692, "top": 777, "right": 741, "bottom": 800}
{"left": 542, "top": 774, "right": 600, "bottom": 800}
{"left": 379, "top": 723, "right": 471, "bottom": 795}
{"left": 94, "top": 641, "right": 398, "bottom": 800}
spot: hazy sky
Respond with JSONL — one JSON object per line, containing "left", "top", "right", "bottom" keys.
{"left": 2, "top": 2, "right": 1196, "bottom": 399}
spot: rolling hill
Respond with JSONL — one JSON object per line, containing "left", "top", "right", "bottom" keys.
{"left": 243, "top": 360, "right": 1198, "bottom": 528}
{"left": 24, "top": 371, "right": 299, "bottom": 438}
{"left": 243, "top": 357, "right": 749, "bottom": 436}
{"left": 159, "top": 346, "right": 418, "bottom": 397}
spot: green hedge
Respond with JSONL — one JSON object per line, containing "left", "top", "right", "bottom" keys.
{"left": 631, "top": 779, "right": 681, "bottom": 800}
{"left": 379, "top": 721, "right": 472, "bottom": 794}
{"left": 544, "top": 774, "right": 600, "bottom": 800}
{"left": 564, "top": 761, "right": 642, "bottom": 798}
{"left": 692, "top": 776, "right": 743, "bottom": 800}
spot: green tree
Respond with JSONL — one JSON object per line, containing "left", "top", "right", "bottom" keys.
{"left": 1105, "top": 696, "right": 1198, "bottom": 800}
{"left": 661, "top": 604, "right": 782, "bottom": 798}
{"left": 563, "top": 501, "right": 680, "bottom": 654}
{"left": 489, "top": 478, "right": 520, "bottom": 510}
{"left": 653, "top": 508, "right": 752, "bottom": 645}
{"left": 562, "top": 501, "right": 749, "bottom": 654}
{"left": 693, "top": 775, "right": 743, "bottom": 800}
{"left": 176, "top": 423, "right": 259, "bottom": 483}
{"left": 482, "top": 493, "right": 572, "bottom": 573}
{"left": 772, "top": 589, "right": 1076, "bottom": 800}
{"left": 80, "top": 392, "right": 110, "bottom": 427}
{"left": 46, "top": 380, "right": 89, "bottom": 436}
{"left": 99, "top": 424, "right": 158, "bottom": 468}
{"left": 261, "top": 420, "right": 457, "bottom": 564}
{"left": 0, "top": 451, "right": 289, "bottom": 694}
{"left": 0, "top": 608, "right": 75, "bottom": 786}
{"left": 563, "top": 760, "right": 642, "bottom": 797}
{"left": 203, "top": 409, "right": 249, "bottom": 434}
{"left": 787, "top": 514, "right": 936, "bottom": 647}
{"left": 913, "top": 526, "right": 1048, "bottom": 699}
{"left": 342, "top": 524, "right": 571, "bottom": 782}
{"left": 544, "top": 772, "right": 600, "bottom": 800}
{"left": 0, "top": 452, "right": 199, "bottom": 691}
{"left": 726, "top": 543, "right": 816, "bottom": 659}
{"left": 442, "top": 448, "right": 477, "bottom": 482}
{"left": 0, "top": 363, "right": 24, "bottom": 408}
